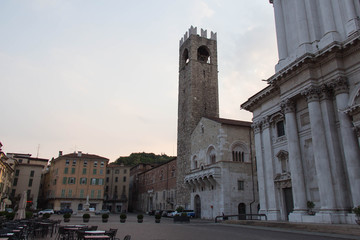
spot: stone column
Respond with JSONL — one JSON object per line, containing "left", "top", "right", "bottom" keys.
{"left": 344, "top": 0, "right": 359, "bottom": 36}
{"left": 302, "top": 87, "right": 336, "bottom": 211}
{"left": 295, "top": 0, "right": 310, "bottom": 46}
{"left": 318, "top": 0, "right": 337, "bottom": 34}
{"left": 252, "top": 122, "right": 267, "bottom": 214}
{"left": 281, "top": 99, "right": 307, "bottom": 214}
{"left": 332, "top": 77, "right": 360, "bottom": 206}
{"left": 272, "top": 0, "right": 288, "bottom": 61}
{"left": 261, "top": 117, "right": 280, "bottom": 220}
{"left": 319, "top": 85, "right": 349, "bottom": 209}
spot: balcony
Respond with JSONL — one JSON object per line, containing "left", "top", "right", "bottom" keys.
{"left": 184, "top": 165, "right": 221, "bottom": 190}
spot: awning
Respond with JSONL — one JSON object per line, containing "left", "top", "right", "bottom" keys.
{"left": 3, "top": 198, "right": 11, "bottom": 205}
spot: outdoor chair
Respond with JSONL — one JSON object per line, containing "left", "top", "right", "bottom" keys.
{"left": 123, "top": 235, "right": 131, "bottom": 240}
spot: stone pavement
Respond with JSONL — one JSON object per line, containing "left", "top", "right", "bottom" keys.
{"left": 45, "top": 213, "right": 360, "bottom": 240}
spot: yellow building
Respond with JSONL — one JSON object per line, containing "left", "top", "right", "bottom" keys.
{"left": 46, "top": 151, "right": 109, "bottom": 212}
{"left": 104, "top": 163, "right": 130, "bottom": 213}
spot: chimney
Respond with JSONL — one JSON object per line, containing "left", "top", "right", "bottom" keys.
{"left": 78, "top": 151, "right": 82, "bottom": 157}
{"left": 59, "top": 151, "right": 63, "bottom": 157}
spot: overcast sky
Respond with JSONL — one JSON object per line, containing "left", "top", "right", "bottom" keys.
{"left": 0, "top": 0, "right": 278, "bottom": 161}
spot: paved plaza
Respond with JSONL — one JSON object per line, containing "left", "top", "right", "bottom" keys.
{"left": 46, "top": 213, "right": 360, "bottom": 240}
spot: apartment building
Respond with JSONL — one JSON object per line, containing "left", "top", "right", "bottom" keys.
{"left": 45, "top": 151, "right": 109, "bottom": 212}
{"left": 103, "top": 163, "right": 130, "bottom": 213}
{"left": 7, "top": 153, "right": 48, "bottom": 210}
{"left": 0, "top": 144, "right": 14, "bottom": 211}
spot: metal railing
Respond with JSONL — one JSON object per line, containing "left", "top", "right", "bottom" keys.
{"left": 214, "top": 214, "right": 267, "bottom": 223}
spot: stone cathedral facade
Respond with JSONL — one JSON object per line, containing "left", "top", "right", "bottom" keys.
{"left": 177, "top": 27, "right": 258, "bottom": 219}
{"left": 242, "top": 0, "right": 360, "bottom": 224}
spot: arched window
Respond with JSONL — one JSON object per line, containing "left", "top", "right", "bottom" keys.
{"left": 197, "top": 46, "right": 210, "bottom": 63}
{"left": 231, "top": 143, "right": 248, "bottom": 162}
{"left": 171, "top": 166, "right": 176, "bottom": 177}
{"left": 207, "top": 147, "right": 216, "bottom": 164}
{"left": 192, "top": 156, "right": 198, "bottom": 169}
{"left": 182, "top": 48, "right": 189, "bottom": 65}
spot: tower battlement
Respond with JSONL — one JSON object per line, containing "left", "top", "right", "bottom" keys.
{"left": 179, "top": 26, "right": 217, "bottom": 47}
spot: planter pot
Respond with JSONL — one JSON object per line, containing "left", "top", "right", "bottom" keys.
{"left": 155, "top": 219, "right": 161, "bottom": 223}
{"left": 64, "top": 218, "right": 70, "bottom": 222}
{"left": 137, "top": 219, "right": 143, "bottom": 223}
{"left": 120, "top": 219, "right": 126, "bottom": 223}
{"left": 173, "top": 216, "right": 190, "bottom": 223}
{"left": 102, "top": 218, "right": 108, "bottom": 223}
{"left": 83, "top": 218, "right": 90, "bottom": 223}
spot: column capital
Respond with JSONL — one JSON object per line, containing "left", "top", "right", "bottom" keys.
{"left": 319, "top": 84, "right": 334, "bottom": 101}
{"left": 330, "top": 76, "right": 348, "bottom": 96}
{"left": 301, "top": 86, "right": 320, "bottom": 103}
{"left": 281, "top": 99, "right": 296, "bottom": 114}
{"left": 251, "top": 121, "right": 262, "bottom": 134}
{"left": 261, "top": 117, "right": 271, "bottom": 129}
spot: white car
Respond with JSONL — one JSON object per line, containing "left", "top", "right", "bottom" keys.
{"left": 38, "top": 209, "right": 54, "bottom": 215}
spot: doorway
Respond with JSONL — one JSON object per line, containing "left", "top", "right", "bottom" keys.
{"left": 194, "top": 195, "right": 201, "bottom": 218}
{"left": 283, "top": 188, "right": 294, "bottom": 220}
{"left": 238, "top": 203, "right": 246, "bottom": 220}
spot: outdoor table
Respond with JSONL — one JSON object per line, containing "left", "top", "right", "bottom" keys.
{"left": 84, "top": 230, "right": 106, "bottom": 235}
{"left": 84, "top": 235, "right": 110, "bottom": 240}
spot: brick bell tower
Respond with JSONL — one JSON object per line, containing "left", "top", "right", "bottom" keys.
{"left": 176, "top": 26, "right": 219, "bottom": 208}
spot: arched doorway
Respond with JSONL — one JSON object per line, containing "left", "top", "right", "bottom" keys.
{"left": 194, "top": 195, "right": 201, "bottom": 218}
{"left": 238, "top": 203, "right": 246, "bottom": 220}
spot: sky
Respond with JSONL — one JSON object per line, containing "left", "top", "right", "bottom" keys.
{"left": 0, "top": 0, "right": 278, "bottom": 162}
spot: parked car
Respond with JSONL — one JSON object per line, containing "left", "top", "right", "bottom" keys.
{"left": 89, "top": 208, "right": 95, "bottom": 212}
{"left": 38, "top": 209, "right": 54, "bottom": 215}
{"left": 57, "top": 208, "right": 73, "bottom": 214}
{"left": 162, "top": 210, "right": 173, "bottom": 217}
{"left": 95, "top": 209, "right": 110, "bottom": 215}
{"left": 183, "top": 210, "right": 195, "bottom": 218}
{"left": 5, "top": 208, "right": 13, "bottom": 213}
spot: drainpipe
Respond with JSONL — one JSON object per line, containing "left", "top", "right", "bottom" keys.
{"left": 249, "top": 127, "right": 256, "bottom": 217}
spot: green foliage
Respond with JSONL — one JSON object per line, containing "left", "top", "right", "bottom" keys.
{"left": 176, "top": 206, "right": 184, "bottom": 212}
{"left": 307, "top": 201, "right": 315, "bottom": 210}
{"left": 155, "top": 214, "right": 161, "bottom": 219}
{"left": 63, "top": 213, "right": 71, "bottom": 218}
{"left": 353, "top": 205, "right": 360, "bottom": 216}
{"left": 83, "top": 213, "right": 90, "bottom": 218}
{"left": 115, "top": 152, "right": 174, "bottom": 167}
{"left": 0, "top": 211, "right": 6, "bottom": 216}
{"left": 181, "top": 212, "right": 188, "bottom": 217}
{"left": 120, "top": 213, "right": 127, "bottom": 219}
{"left": 102, "top": 213, "right": 109, "bottom": 219}
{"left": 26, "top": 211, "right": 33, "bottom": 219}
{"left": 43, "top": 213, "right": 51, "bottom": 219}
{"left": 137, "top": 214, "right": 143, "bottom": 219}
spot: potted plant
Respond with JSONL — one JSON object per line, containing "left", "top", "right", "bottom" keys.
{"left": 63, "top": 213, "right": 71, "bottom": 222}
{"left": 42, "top": 213, "right": 51, "bottom": 219}
{"left": 155, "top": 214, "right": 161, "bottom": 223}
{"left": 120, "top": 213, "right": 127, "bottom": 223}
{"left": 307, "top": 201, "right": 315, "bottom": 215}
{"left": 83, "top": 213, "right": 90, "bottom": 223}
{"left": 173, "top": 206, "right": 190, "bottom": 223}
{"left": 26, "top": 211, "right": 33, "bottom": 219}
{"left": 102, "top": 213, "right": 109, "bottom": 223}
{"left": 137, "top": 214, "right": 144, "bottom": 223}
{"left": 353, "top": 205, "right": 360, "bottom": 225}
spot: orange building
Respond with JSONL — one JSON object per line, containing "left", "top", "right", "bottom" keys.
{"left": 45, "top": 151, "right": 109, "bottom": 212}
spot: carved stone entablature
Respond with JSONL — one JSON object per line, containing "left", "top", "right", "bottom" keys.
{"left": 319, "top": 84, "right": 334, "bottom": 101}
{"left": 301, "top": 86, "right": 320, "bottom": 103}
{"left": 276, "top": 150, "right": 289, "bottom": 160}
{"left": 274, "top": 172, "right": 292, "bottom": 188}
{"left": 281, "top": 99, "right": 296, "bottom": 114}
{"left": 251, "top": 121, "right": 262, "bottom": 134}
{"left": 330, "top": 76, "right": 349, "bottom": 96}
{"left": 274, "top": 135, "right": 287, "bottom": 143}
